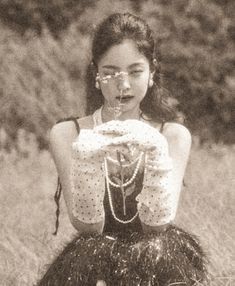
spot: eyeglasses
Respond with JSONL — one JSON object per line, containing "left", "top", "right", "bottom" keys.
{"left": 96, "top": 70, "right": 129, "bottom": 82}
{"left": 96, "top": 70, "right": 145, "bottom": 85}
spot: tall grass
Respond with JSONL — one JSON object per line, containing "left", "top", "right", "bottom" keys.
{"left": 1, "top": 0, "right": 234, "bottom": 148}
{"left": 0, "top": 1, "right": 135, "bottom": 149}
{"left": 0, "top": 130, "right": 234, "bottom": 286}
{"left": 0, "top": 25, "right": 88, "bottom": 148}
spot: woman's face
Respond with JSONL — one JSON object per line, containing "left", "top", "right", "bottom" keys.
{"left": 97, "top": 39, "right": 152, "bottom": 115}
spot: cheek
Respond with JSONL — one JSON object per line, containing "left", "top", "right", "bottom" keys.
{"left": 100, "top": 84, "right": 114, "bottom": 99}
{"left": 133, "top": 76, "right": 149, "bottom": 95}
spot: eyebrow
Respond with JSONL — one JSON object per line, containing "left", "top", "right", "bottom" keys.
{"left": 101, "top": 65, "right": 119, "bottom": 70}
{"left": 102, "top": 62, "right": 145, "bottom": 69}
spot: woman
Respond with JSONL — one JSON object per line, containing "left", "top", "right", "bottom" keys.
{"left": 38, "top": 12, "right": 208, "bottom": 286}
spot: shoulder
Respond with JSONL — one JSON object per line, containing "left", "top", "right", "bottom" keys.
{"left": 49, "top": 115, "right": 95, "bottom": 159}
{"left": 147, "top": 119, "right": 191, "bottom": 148}
{"left": 50, "top": 120, "right": 77, "bottom": 146}
{"left": 162, "top": 122, "right": 192, "bottom": 160}
{"left": 162, "top": 122, "right": 191, "bottom": 145}
{"left": 50, "top": 115, "right": 94, "bottom": 144}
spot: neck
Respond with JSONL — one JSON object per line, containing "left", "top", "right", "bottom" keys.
{"left": 102, "top": 104, "right": 141, "bottom": 122}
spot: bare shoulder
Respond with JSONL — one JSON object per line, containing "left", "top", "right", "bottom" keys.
{"left": 50, "top": 120, "right": 77, "bottom": 149}
{"left": 161, "top": 122, "right": 192, "bottom": 165}
{"left": 49, "top": 116, "right": 94, "bottom": 192}
{"left": 50, "top": 115, "right": 94, "bottom": 146}
{"left": 162, "top": 122, "right": 192, "bottom": 148}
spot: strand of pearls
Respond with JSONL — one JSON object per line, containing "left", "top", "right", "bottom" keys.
{"left": 106, "top": 154, "right": 138, "bottom": 167}
{"left": 104, "top": 151, "right": 144, "bottom": 188}
{"left": 104, "top": 159, "right": 139, "bottom": 224}
{"left": 93, "top": 106, "right": 144, "bottom": 224}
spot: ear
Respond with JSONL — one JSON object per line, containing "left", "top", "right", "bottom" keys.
{"left": 148, "top": 72, "right": 154, "bottom": 87}
{"left": 95, "top": 73, "right": 101, "bottom": 89}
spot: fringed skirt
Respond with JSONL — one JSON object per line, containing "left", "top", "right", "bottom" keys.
{"left": 37, "top": 225, "right": 208, "bottom": 286}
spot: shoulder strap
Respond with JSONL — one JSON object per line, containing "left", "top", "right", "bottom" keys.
{"left": 71, "top": 118, "right": 80, "bottom": 134}
{"left": 160, "top": 121, "right": 165, "bottom": 133}
{"left": 56, "top": 116, "right": 80, "bottom": 135}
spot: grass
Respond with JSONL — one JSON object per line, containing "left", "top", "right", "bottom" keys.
{"left": 0, "top": 130, "right": 234, "bottom": 286}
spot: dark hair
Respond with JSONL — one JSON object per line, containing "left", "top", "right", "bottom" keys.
{"left": 85, "top": 12, "right": 178, "bottom": 122}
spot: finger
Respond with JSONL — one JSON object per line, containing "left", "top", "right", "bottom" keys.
{"left": 100, "top": 144, "right": 130, "bottom": 155}
{"left": 96, "top": 128, "right": 126, "bottom": 136}
{"left": 145, "top": 145, "right": 157, "bottom": 151}
{"left": 100, "top": 145, "right": 116, "bottom": 154}
{"left": 132, "top": 144, "right": 157, "bottom": 152}
{"left": 109, "top": 136, "right": 129, "bottom": 145}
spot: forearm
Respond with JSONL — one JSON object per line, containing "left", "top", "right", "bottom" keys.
{"left": 70, "top": 136, "right": 106, "bottom": 226}
{"left": 137, "top": 152, "right": 176, "bottom": 227}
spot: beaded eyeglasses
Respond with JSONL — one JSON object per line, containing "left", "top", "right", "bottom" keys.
{"left": 96, "top": 71, "right": 134, "bottom": 119}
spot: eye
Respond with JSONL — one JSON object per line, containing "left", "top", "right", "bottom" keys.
{"left": 102, "top": 70, "right": 116, "bottom": 76}
{"left": 130, "top": 70, "right": 143, "bottom": 76}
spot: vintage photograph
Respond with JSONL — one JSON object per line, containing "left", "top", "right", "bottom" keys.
{"left": 0, "top": 1, "right": 234, "bottom": 285}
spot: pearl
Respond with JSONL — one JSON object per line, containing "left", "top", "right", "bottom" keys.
{"left": 104, "top": 152, "right": 144, "bottom": 188}
{"left": 104, "top": 157, "right": 141, "bottom": 224}
{"left": 105, "top": 167, "right": 139, "bottom": 224}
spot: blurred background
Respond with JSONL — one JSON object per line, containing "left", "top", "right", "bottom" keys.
{"left": 0, "top": 0, "right": 234, "bottom": 285}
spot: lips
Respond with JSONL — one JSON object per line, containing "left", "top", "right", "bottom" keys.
{"left": 116, "top": 95, "right": 134, "bottom": 101}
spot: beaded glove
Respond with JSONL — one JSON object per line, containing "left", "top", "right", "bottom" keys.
{"left": 71, "top": 129, "right": 109, "bottom": 224}
{"left": 136, "top": 135, "right": 177, "bottom": 226}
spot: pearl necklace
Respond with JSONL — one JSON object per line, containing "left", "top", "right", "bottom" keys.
{"left": 106, "top": 153, "right": 140, "bottom": 167}
{"left": 93, "top": 106, "right": 144, "bottom": 224}
{"left": 104, "top": 151, "right": 144, "bottom": 188}
{"left": 104, "top": 159, "right": 139, "bottom": 224}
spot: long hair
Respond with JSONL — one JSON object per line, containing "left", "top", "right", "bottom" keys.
{"left": 85, "top": 12, "right": 178, "bottom": 122}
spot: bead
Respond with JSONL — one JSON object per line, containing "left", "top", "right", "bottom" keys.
{"left": 104, "top": 152, "right": 144, "bottom": 188}
{"left": 104, "top": 158, "right": 140, "bottom": 224}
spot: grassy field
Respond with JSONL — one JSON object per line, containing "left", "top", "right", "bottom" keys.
{"left": 0, "top": 130, "right": 234, "bottom": 286}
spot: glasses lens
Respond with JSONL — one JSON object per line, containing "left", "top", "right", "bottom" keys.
{"left": 98, "top": 71, "right": 129, "bottom": 84}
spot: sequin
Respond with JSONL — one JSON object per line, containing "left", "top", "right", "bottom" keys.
{"left": 37, "top": 226, "right": 208, "bottom": 286}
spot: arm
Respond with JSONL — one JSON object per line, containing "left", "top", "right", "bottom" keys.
{"left": 138, "top": 123, "right": 192, "bottom": 233}
{"left": 49, "top": 122, "right": 104, "bottom": 234}
{"left": 162, "top": 123, "right": 192, "bottom": 203}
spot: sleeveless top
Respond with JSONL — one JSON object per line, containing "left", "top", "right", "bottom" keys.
{"left": 69, "top": 113, "right": 167, "bottom": 237}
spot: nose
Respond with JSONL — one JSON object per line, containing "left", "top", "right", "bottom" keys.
{"left": 116, "top": 72, "right": 130, "bottom": 92}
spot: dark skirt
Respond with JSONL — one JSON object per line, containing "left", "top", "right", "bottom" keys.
{"left": 37, "top": 225, "right": 208, "bottom": 286}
